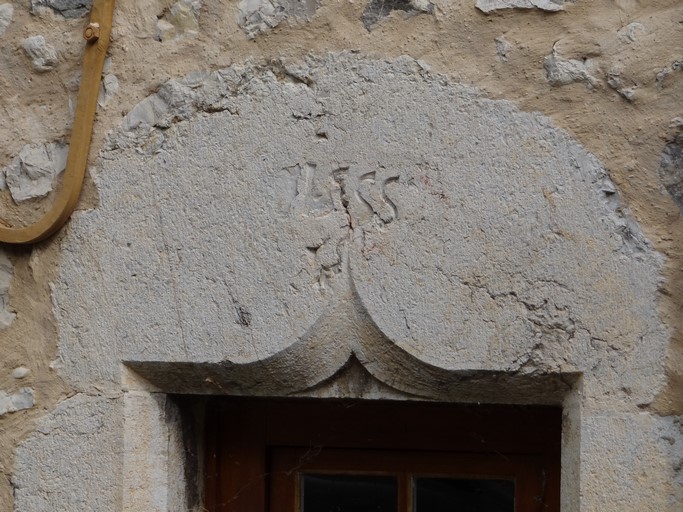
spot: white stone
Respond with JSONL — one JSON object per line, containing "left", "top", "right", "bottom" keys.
{"left": 12, "top": 367, "right": 31, "bottom": 379}
{"left": 155, "top": 18, "right": 176, "bottom": 42}
{"left": 617, "top": 22, "right": 646, "bottom": 43}
{"left": 476, "top": 0, "right": 565, "bottom": 14}
{"left": 156, "top": 0, "right": 201, "bottom": 41}
{"left": 544, "top": 47, "right": 600, "bottom": 88}
{"left": 0, "top": 3, "right": 13, "bottom": 37}
{"left": 410, "top": 0, "right": 433, "bottom": 12}
{"left": 0, "top": 251, "right": 15, "bottom": 329}
{"left": 0, "top": 388, "right": 34, "bottom": 417}
{"left": 4, "top": 142, "right": 69, "bottom": 202}
{"left": 97, "top": 73, "right": 119, "bottom": 108}
{"left": 21, "top": 35, "right": 59, "bottom": 72}
{"left": 495, "top": 36, "right": 511, "bottom": 62}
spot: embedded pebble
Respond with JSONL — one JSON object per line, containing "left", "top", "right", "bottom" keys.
{"left": 12, "top": 367, "right": 31, "bottom": 379}
{"left": 22, "top": 35, "right": 59, "bottom": 72}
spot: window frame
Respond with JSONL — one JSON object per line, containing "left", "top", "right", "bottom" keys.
{"left": 204, "top": 398, "right": 561, "bottom": 512}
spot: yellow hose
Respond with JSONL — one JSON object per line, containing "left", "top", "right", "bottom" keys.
{"left": 0, "top": 0, "right": 116, "bottom": 244}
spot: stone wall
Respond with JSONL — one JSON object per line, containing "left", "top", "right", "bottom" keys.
{"left": 0, "top": 1, "right": 682, "bottom": 511}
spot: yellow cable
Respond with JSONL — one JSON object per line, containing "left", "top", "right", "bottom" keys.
{"left": 0, "top": 0, "right": 116, "bottom": 244}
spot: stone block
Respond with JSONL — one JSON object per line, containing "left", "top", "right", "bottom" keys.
{"left": 13, "top": 394, "right": 122, "bottom": 512}
{"left": 21, "top": 35, "right": 58, "bottom": 72}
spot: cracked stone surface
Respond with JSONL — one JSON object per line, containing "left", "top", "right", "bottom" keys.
{"left": 2, "top": 142, "right": 68, "bottom": 202}
{"left": 0, "top": 251, "right": 15, "bottom": 330}
{"left": 13, "top": 394, "right": 122, "bottom": 512}
{"left": 30, "top": 0, "right": 92, "bottom": 18}
{"left": 54, "top": 55, "right": 667, "bottom": 412}
{"left": 475, "top": 0, "right": 566, "bottom": 14}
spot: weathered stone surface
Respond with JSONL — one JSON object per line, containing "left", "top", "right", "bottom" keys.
{"left": 0, "top": 388, "right": 33, "bottom": 417}
{"left": 581, "top": 412, "right": 683, "bottom": 511}
{"left": 658, "top": 130, "right": 683, "bottom": 214}
{"left": 0, "top": 3, "right": 13, "bottom": 37}
{"left": 30, "top": 0, "right": 92, "bottom": 18}
{"left": 544, "top": 46, "right": 600, "bottom": 88}
{"left": 361, "top": 0, "right": 433, "bottom": 30}
{"left": 237, "top": 0, "right": 319, "bottom": 39}
{"left": 0, "top": 251, "right": 15, "bottom": 329}
{"left": 13, "top": 394, "right": 122, "bottom": 512}
{"left": 21, "top": 35, "right": 58, "bottom": 72}
{"left": 476, "top": 0, "right": 566, "bottom": 14}
{"left": 55, "top": 55, "right": 666, "bottom": 412}
{"left": 3, "top": 142, "right": 68, "bottom": 202}
{"left": 156, "top": 0, "right": 201, "bottom": 42}
{"left": 122, "top": 392, "right": 197, "bottom": 511}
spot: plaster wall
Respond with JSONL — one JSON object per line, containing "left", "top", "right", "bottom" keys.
{"left": 0, "top": 1, "right": 682, "bottom": 511}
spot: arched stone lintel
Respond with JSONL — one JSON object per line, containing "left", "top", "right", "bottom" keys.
{"left": 122, "top": 291, "right": 581, "bottom": 405}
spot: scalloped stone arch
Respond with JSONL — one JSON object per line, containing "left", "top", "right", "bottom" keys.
{"left": 13, "top": 54, "right": 679, "bottom": 512}
{"left": 53, "top": 54, "right": 665, "bottom": 407}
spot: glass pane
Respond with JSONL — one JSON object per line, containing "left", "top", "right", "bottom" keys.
{"left": 301, "top": 474, "right": 398, "bottom": 512}
{"left": 413, "top": 477, "right": 514, "bottom": 512}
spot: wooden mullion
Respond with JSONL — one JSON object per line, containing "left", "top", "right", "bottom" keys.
{"left": 400, "top": 471, "right": 411, "bottom": 512}
{"left": 203, "top": 410, "right": 219, "bottom": 512}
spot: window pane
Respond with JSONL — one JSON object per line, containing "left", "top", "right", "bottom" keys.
{"left": 413, "top": 477, "right": 514, "bottom": 512}
{"left": 301, "top": 474, "right": 398, "bottom": 512}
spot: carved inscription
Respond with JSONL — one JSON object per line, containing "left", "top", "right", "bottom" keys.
{"left": 288, "top": 163, "right": 339, "bottom": 219}
{"left": 280, "top": 162, "right": 401, "bottom": 291}
{"left": 285, "top": 162, "right": 399, "bottom": 226}
{"left": 356, "top": 170, "right": 399, "bottom": 225}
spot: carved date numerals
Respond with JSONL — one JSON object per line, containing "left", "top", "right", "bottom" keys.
{"left": 285, "top": 162, "right": 399, "bottom": 228}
